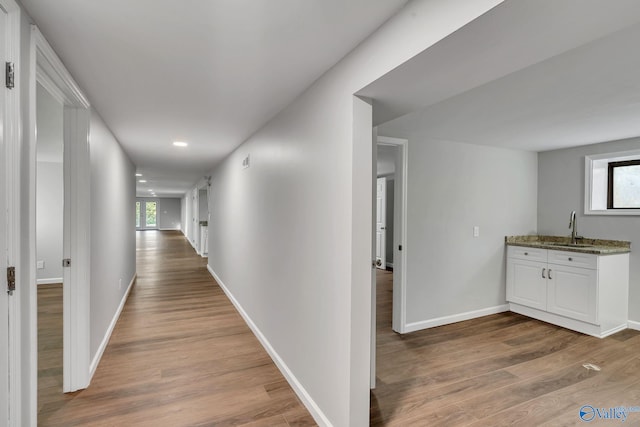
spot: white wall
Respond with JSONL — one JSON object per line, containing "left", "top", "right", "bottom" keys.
{"left": 36, "top": 83, "right": 64, "bottom": 284}
{"left": 180, "top": 195, "right": 188, "bottom": 235}
{"left": 89, "top": 112, "right": 136, "bottom": 361}
{"left": 387, "top": 136, "right": 538, "bottom": 326}
{"left": 136, "top": 197, "right": 181, "bottom": 230}
{"left": 198, "top": 189, "right": 208, "bottom": 222}
{"left": 377, "top": 144, "right": 397, "bottom": 264}
{"left": 35, "top": 162, "right": 63, "bottom": 283}
{"left": 385, "top": 178, "right": 394, "bottom": 265}
{"left": 206, "top": 1, "right": 505, "bottom": 425}
{"left": 159, "top": 198, "right": 181, "bottom": 230}
{"left": 538, "top": 137, "right": 640, "bottom": 322}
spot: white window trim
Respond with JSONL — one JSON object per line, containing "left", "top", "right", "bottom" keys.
{"left": 585, "top": 149, "right": 640, "bottom": 215}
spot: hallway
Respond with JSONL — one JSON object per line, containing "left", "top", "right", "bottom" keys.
{"left": 38, "top": 230, "right": 314, "bottom": 426}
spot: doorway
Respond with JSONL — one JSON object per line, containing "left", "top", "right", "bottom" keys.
{"left": 198, "top": 186, "right": 209, "bottom": 257}
{"left": 27, "top": 25, "right": 92, "bottom": 415}
{"left": 35, "top": 81, "right": 65, "bottom": 411}
{"left": 370, "top": 136, "right": 407, "bottom": 391}
{"left": 376, "top": 136, "right": 407, "bottom": 334}
{"left": 136, "top": 199, "right": 159, "bottom": 230}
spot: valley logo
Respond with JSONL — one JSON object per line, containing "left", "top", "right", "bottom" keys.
{"left": 579, "top": 405, "right": 640, "bottom": 422}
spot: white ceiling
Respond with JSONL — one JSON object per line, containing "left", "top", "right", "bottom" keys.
{"left": 361, "top": 0, "right": 640, "bottom": 152}
{"left": 20, "top": 0, "right": 408, "bottom": 197}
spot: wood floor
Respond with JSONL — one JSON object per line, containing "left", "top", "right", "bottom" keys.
{"left": 38, "top": 283, "right": 64, "bottom": 416}
{"left": 37, "top": 233, "right": 640, "bottom": 426}
{"left": 371, "top": 269, "right": 640, "bottom": 426}
{"left": 37, "top": 230, "right": 315, "bottom": 426}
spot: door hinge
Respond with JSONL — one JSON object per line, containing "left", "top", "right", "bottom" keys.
{"left": 62, "top": 258, "right": 71, "bottom": 267}
{"left": 7, "top": 266, "right": 15, "bottom": 294}
{"left": 5, "top": 62, "right": 14, "bottom": 89}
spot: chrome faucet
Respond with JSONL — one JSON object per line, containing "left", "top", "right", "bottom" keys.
{"left": 569, "top": 210, "right": 582, "bottom": 244}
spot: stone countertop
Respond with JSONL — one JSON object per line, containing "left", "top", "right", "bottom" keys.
{"left": 506, "top": 235, "right": 631, "bottom": 255}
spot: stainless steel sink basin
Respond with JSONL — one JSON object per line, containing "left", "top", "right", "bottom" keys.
{"left": 545, "top": 242, "right": 595, "bottom": 248}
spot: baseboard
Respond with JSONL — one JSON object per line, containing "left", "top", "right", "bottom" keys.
{"left": 404, "top": 304, "right": 510, "bottom": 333}
{"left": 37, "top": 277, "right": 63, "bottom": 285}
{"left": 628, "top": 320, "right": 640, "bottom": 331}
{"left": 206, "top": 265, "right": 332, "bottom": 427}
{"left": 89, "top": 273, "right": 137, "bottom": 380}
{"left": 385, "top": 262, "right": 394, "bottom": 269}
{"left": 180, "top": 229, "right": 200, "bottom": 253}
{"left": 159, "top": 227, "right": 181, "bottom": 231}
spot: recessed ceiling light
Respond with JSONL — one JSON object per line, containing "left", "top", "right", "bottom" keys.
{"left": 148, "top": 189, "right": 154, "bottom": 192}
{"left": 139, "top": 179, "right": 147, "bottom": 183}
{"left": 173, "top": 141, "right": 188, "bottom": 147}
{"left": 135, "top": 173, "right": 142, "bottom": 177}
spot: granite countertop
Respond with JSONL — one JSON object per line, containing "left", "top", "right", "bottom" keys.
{"left": 506, "top": 235, "right": 631, "bottom": 255}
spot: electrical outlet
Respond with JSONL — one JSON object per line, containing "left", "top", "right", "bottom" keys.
{"left": 473, "top": 226, "right": 480, "bottom": 238}
{"left": 37, "top": 260, "right": 45, "bottom": 269}
{"left": 242, "top": 154, "right": 250, "bottom": 169}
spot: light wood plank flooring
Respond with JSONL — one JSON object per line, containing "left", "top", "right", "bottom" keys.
{"left": 371, "top": 269, "right": 640, "bottom": 426}
{"left": 37, "top": 235, "right": 640, "bottom": 426}
{"left": 37, "top": 230, "right": 314, "bottom": 426}
{"left": 38, "top": 283, "right": 64, "bottom": 416}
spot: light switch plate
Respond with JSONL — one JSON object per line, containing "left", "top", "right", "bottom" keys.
{"left": 37, "top": 260, "right": 44, "bottom": 269}
{"left": 473, "top": 226, "right": 480, "bottom": 237}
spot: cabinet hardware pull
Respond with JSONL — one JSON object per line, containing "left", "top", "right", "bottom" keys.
{"left": 548, "top": 269, "right": 552, "bottom": 279}
{"left": 568, "top": 257, "right": 573, "bottom": 261}
{"left": 524, "top": 252, "right": 529, "bottom": 256}
{"left": 542, "top": 268, "right": 546, "bottom": 279}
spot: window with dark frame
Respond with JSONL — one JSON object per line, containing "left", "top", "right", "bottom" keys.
{"left": 607, "top": 159, "right": 640, "bottom": 209}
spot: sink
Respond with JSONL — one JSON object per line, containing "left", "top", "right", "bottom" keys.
{"left": 545, "top": 242, "right": 595, "bottom": 248}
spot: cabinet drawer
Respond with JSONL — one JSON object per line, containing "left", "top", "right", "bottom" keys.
{"left": 507, "top": 246, "right": 547, "bottom": 262}
{"left": 548, "top": 250, "right": 597, "bottom": 270}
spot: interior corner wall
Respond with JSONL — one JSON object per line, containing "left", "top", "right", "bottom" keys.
{"left": 206, "top": 1, "right": 505, "bottom": 425}
{"left": 537, "top": 137, "right": 640, "bottom": 322}
{"left": 89, "top": 111, "right": 136, "bottom": 361}
{"left": 395, "top": 136, "right": 538, "bottom": 326}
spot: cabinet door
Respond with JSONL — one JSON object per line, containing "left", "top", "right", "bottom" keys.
{"left": 547, "top": 264, "right": 598, "bottom": 324}
{"left": 507, "top": 258, "right": 547, "bottom": 310}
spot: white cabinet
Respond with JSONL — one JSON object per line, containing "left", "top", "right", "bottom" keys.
{"left": 547, "top": 263, "right": 597, "bottom": 324}
{"left": 506, "top": 246, "right": 629, "bottom": 338}
{"left": 506, "top": 257, "right": 547, "bottom": 311}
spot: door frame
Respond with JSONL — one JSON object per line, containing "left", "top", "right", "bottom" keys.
{"left": 27, "top": 24, "right": 91, "bottom": 408}
{"left": 376, "top": 136, "right": 408, "bottom": 333}
{"left": 375, "top": 176, "right": 387, "bottom": 270}
{"left": 196, "top": 182, "right": 209, "bottom": 256}
{"left": 1, "top": 0, "right": 21, "bottom": 424}
{"left": 136, "top": 198, "right": 160, "bottom": 230}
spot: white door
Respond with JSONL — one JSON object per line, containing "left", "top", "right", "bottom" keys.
{"left": 0, "top": 7, "right": 10, "bottom": 423}
{"left": 375, "top": 177, "right": 386, "bottom": 269}
{"left": 136, "top": 200, "right": 159, "bottom": 230}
